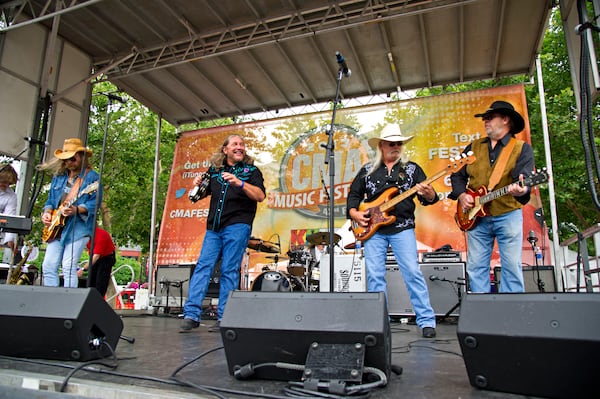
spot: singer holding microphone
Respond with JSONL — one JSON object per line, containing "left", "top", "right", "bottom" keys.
{"left": 180, "top": 134, "right": 265, "bottom": 333}
{"left": 347, "top": 124, "right": 438, "bottom": 338}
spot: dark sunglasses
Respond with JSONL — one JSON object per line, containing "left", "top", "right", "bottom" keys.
{"left": 65, "top": 156, "right": 77, "bottom": 162}
{"left": 383, "top": 141, "right": 402, "bottom": 147}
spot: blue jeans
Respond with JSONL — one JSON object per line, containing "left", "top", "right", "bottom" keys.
{"left": 42, "top": 236, "right": 89, "bottom": 287}
{"left": 466, "top": 209, "right": 525, "bottom": 293}
{"left": 183, "top": 223, "right": 251, "bottom": 321}
{"left": 364, "top": 229, "right": 436, "bottom": 329}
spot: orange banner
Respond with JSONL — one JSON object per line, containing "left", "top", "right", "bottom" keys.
{"left": 156, "top": 84, "right": 546, "bottom": 277}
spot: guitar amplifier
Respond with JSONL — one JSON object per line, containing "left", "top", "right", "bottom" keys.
{"left": 421, "top": 251, "right": 463, "bottom": 263}
{"left": 387, "top": 262, "right": 466, "bottom": 316}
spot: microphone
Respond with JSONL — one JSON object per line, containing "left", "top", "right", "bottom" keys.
{"left": 24, "top": 137, "right": 49, "bottom": 146}
{"left": 335, "top": 51, "right": 351, "bottom": 77}
{"left": 107, "top": 93, "right": 127, "bottom": 104}
{"left": 429, "top": 275, "right": 439, "bottom": 281}
{"left": 527, "top": 230, "right": 538, "bottom": 245}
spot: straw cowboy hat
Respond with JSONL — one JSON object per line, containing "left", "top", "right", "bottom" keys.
{"left": 367, "top": 124, "right": 414, "bottom": 148}
{"left": 474, "top": 100, "right": 525, "bottom": 135}
{"left": 54, "top": 138, "right": 93, "bottom": 159}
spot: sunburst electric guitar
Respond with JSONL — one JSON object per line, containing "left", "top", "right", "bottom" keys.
{"left": 42, "top": 181, "right": 99, "bottom": 242}
{"left": 455, "top": 168, "right": 549, "bottom": 231}
{"left": 351, "top": 154, "right": 476, "bottom": 241}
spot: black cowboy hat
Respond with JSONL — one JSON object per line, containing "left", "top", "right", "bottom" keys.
{"left": 474, "top": 100, "right": 525, "bottom": 135}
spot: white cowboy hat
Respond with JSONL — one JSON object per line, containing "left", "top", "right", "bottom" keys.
{"left": 367, "top": 124, "right": 414, "bottom": 148}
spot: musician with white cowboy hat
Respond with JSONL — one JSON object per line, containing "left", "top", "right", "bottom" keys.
{"left": 347, "top": 123, "right": 438, "bottom": 338}
{"left": 38, "top": 138, "right": 101, "bottom": 288}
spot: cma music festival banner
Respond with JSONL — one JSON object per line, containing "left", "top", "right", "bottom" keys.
{"left": 156, "top": 84, "right": 545, "bottom": 275}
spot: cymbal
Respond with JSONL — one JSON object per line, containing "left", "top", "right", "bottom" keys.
{"left": 265, "top": 255, "right": 288, "bottom": 261}
{"left": 247, "top": 238, "right": 280, "bottom": 253}
{"left": 306, "top": 231, "right": 340, "bottom": 246}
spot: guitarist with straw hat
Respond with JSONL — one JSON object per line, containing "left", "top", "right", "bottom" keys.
{"left": 449, "top": 100, "right": 534, "bottom": 293}
{"left": 347, "top": 124, "right": 438, "bottom": 339}
{"left": 38, "top": 138, "right": 101, "bottom": 288}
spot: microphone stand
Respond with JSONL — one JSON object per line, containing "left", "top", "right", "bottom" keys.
{"left": 438, "top": 277, "right": 466, "bottom": 321}
{"left": 321, "top": 65, "right": 347, "bottom": 292}
{"left": 528, "top": 235, "right": 545, "bottom": 292}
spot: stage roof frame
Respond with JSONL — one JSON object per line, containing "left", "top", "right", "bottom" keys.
{"left": 1, "top": 0, "right": 554, "bottom": 126}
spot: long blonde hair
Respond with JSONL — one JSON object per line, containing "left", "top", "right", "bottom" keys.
{"left": 209, "top": 134, "right": 255, "bottom": 168}
{"left": 36, "top": 151, "right": 92, "bottom": 176}
{"left": 366, "top": 143, "right": 409, "bottom": 177}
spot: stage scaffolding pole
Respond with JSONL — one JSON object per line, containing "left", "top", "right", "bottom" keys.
{"left": 535, "top": 55, "right": 562, "bottom": 284}
{"left": 148, "top": 114, "right": 162, "bottom": 299}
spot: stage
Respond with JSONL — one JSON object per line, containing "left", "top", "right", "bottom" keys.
{"left": 0, "top": 311, "right": 545, "bottom": 399}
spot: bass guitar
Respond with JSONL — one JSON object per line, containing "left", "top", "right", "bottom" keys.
{"left": 42, "top": 181, "right": 99, "bottom": 242}
{"left": 351, "top": 153, "right": 475, "bottom": 241}
{"left": 454, "top": 168, "right": 549, "bottom": 231}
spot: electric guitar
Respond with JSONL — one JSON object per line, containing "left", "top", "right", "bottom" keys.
{"left": 455, "top": 168, "right": 549, "bottom": 231}
{"left": 351, "top": 154, "right": 475, "bottom": 241}
{"left": 42, "top": 181, "right": 99, "bottom": 242}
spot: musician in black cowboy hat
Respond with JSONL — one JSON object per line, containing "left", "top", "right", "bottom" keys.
{"left": 449, "top": 100, "right": 534, "bottom": 293}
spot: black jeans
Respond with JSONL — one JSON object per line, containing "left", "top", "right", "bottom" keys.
{"left": 89, "top": 252, "right": 116, "bottom": 297}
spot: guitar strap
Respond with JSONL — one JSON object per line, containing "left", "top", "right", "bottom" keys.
{"left": 487, "top": 137, "right": 516, "bottom": 190}
{"left": 62, "top": 167, "right": 90, "bottom": 206}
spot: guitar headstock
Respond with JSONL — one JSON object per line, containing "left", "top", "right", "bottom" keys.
{"left": 523, "top": 168, "right": 549, "bottom": 187}
{"left": 82, "top": 181, "right": 99, "bottom": 194}
{"left": 448, "top": 151, "right": 476, "bottom": 172}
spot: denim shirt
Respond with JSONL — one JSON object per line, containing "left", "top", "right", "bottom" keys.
{"left": 43, "top": 169, "right": 102, "bottom": 244}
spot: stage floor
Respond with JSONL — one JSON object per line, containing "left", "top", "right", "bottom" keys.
{"left": 0, "top": 311, "right": 545, "bottom": 399}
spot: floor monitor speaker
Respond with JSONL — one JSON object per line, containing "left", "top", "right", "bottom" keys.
{"left": 457, "top": 293, "right": 600, "bottom": 399}
{"left": 220, "top": 291, "right": 391, "bottom": 381}
{"left": 0, "top": 285, "right": 123, "bottom": 361}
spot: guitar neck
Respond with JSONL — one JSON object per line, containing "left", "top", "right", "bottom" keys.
{"left": 379, "top": 168, "right": 446, "bottom": 213}
{"left": 480, "top": 180, "right": 525, "bottom": 205}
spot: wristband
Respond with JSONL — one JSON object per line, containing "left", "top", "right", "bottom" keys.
{"left": 241, "top": 181, "right": 245, "bottom": 189}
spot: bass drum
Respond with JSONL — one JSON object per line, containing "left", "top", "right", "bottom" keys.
{"left": 251, "top": 270, "right": 305, "bottom": 292}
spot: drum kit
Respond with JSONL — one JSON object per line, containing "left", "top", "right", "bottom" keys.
{"left": 245, "top": 232, "right": 342, "bottom": 292}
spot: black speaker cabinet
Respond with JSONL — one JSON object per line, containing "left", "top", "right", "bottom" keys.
{"left": 457, "top": 293, "right": 600, "bottom": 399}
{"left": 0, "top": 285, "right": 123, "bottom": 361}
{"left": 387, "top": 262, "right": 465, "bottom": 316}
{"left": 220, "top": 291, "right": 391, "bottom": 381}
{"left": 494, "top": 265, "right": 557, "bottom": 292}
